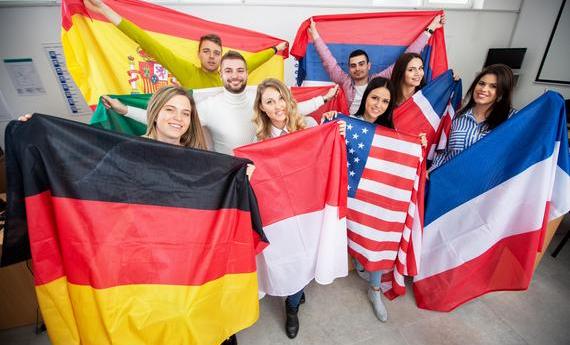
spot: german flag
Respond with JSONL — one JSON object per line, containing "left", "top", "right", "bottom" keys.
{"left": 62, "top": 0, "right": 288, "bottom": 107}
{"left": 1, "top": 115, "right": 267, "bottom": 345}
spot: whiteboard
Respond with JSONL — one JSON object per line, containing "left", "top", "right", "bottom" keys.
{"left": 536, "top": 0, "right": 570, "bottom": 85}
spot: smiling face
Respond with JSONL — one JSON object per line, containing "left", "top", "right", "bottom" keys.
{"left": 403, "top": 57, "right": 424, "bottom": 87}
{"left": 349, "top": 54, "right": 371, "bottom": 83}
{"left": 260, "top": 86, "right": 288, "bottom": 129}
{"left": 198, "top": 39, "right": 222, "bottom": 72}
{"left": 154, "top": 94, "right": 192, "bottom": 145}
{"left": 220, "top": 58, "right": 248, "bottom": 94}
{"left": 363, "top": 86, "right": 391, "bottom": 122}
{"left": 473, "top": 73, "right": 498, "bottom": 107}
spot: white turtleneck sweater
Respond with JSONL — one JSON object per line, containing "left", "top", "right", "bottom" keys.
{"left": 124, "top": 86, "right": 325, "bottom": 155}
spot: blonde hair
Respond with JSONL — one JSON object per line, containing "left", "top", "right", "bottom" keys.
{"left": 252, "top": 78, "right": 306, "bottom": 141}
{"left": 145, "top": 86, "right": 207, "bottom": 149}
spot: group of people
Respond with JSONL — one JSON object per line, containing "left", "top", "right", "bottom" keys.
{"left": 19, "top": 0, "right": 518, "bottom": 343}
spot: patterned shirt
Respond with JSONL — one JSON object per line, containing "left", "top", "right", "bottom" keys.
{"left": 431, "top": 108, "right": 516, "bottom": 170}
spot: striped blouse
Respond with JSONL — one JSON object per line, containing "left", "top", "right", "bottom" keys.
{"left": 431, "top": 108, "right": 516, "bottom": 170}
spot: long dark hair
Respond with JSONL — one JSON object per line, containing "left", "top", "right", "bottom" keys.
{"left": 458, "top": 64, "right": 514, "bottom": 129}
{"left": 354, "top": 77, "right": 395, "bottom": 129}
{"left": 390, "top": 52, "right": 426, "bottom": 106}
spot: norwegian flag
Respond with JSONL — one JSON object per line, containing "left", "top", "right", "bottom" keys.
{"left": 393, "top": 69, "right": 462, "bottom": 160}
{"left": 339, "top": 115, "right": 424, "bottom": 297}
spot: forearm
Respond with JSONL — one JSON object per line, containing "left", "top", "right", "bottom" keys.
{"left": 298, "top": 96, "right": 325, "bottom": 116}
{"left": 124, "top": 106, "right": 147, "bottom": 124}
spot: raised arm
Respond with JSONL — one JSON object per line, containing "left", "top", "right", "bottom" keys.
{"left": 373, "top": 13, "right": 446, "bottom": 79}
{"left": 308, "top": 18, "right": 351, "bottom": 85}
{"left": 297, "top": 84, "right": 339, "bottom": 115}
{"left": 246, "top": 42, "right": 287, "bottom": 73}
{"left": 84, "top": 0, "right": 200, "bottom": 88}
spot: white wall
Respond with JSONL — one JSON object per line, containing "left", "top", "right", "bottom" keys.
{"left": 511, "top": 0, "right": 570, "bottom": 107}
{"left": 0, "top": 0, "right": 565, "bottom": 147}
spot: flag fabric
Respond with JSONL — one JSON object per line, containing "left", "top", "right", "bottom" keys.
{"left": 234, "top": 122, "right": 349, "bottom": 296}
{"left": 291, "top": 85, "right": 350, "bottom": 124}
{"left": 337, "top": 115, "right": 424, "bottom": 298}
{"left": 89, "top": 86, "right": 349, "bottom": 136}
{"left": 393, "top": 70, "right": 463, "bottom": 160}
{"left": 290, "top": 11, "right": 448, "bottom": 86}
{"left": 1, "top": 114, "right": 267, "bottom": 344}
{"left": 62, "top": 0, "right": 287, "bottom": 107}
{"left": 413, "top": 91, "right": 570, "bottom": 312}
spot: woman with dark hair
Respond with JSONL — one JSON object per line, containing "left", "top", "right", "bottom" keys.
{"left": 431, "top": 64, "right": 515, "bottom": 170}
{"left": 390, "top": 52, "right": 426, "bottom": 107}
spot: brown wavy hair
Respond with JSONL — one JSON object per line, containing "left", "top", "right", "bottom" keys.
{"left": 252, "top": 78, "right": 306, "bottom": 141}
{"left": 145, "top": 86, "right": 207, "bottom": 149}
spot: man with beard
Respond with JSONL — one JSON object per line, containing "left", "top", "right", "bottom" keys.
{"left": 118, "top": 51, "right": 338, "bottom": 155}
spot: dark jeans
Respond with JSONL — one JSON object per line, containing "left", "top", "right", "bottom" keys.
{"left": 285, "top": 288, "right": 304, "bottom": 309}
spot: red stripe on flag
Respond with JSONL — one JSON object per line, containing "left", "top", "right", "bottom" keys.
{"left": 347, "top": 209, "right": 404, "bottom": 233}
{"left": 368, "top": 147, "right": 423, "bottom": 169}
{"left": 348, "top": 249, "right": 397, "bottom": 271}
{"left": 27, "top": 191, "right": 258, "bottom": 288}
{"left": 354, "top": 189, "right": 410, "bottom": 213}
{"left": 347, "top": 231, "right": 401, "bottom": 252}
{"left": 413, "top": 229, "right": 542, "bottom": 312}
{"left": 360, "top": 169, "right": 416, "bottom": 191}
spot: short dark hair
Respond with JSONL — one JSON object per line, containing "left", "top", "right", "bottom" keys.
{"left": 459, "top": 64, "right": 514, "bottom": 129}
{"left": 390, "top": 52, "right": 426, "bottom": 106}
{"left": 220, "top": 50, "right": 247, "bottom": 68}
{"left": 348, "top": 49, "right": 369, "bottom": 64}
{"left": 354, "top": 77, "right": 395, "bottom": 129}
{"left": 199, "top": 34, "right": 222, "bottom": 49}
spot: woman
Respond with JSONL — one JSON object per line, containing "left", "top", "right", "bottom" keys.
{"left": 431, "top": 64, "right": 515, "bottom": 170}
{"left": 390, "top": 52, "right": 426, "bottom": 107}
{"left": 252, "top": 78, "right": 344, "bottom": 339}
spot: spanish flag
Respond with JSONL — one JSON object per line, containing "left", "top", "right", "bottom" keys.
{"left": 62, "top": 0, "right": 288, "bottom": 107}
{"left": 2, "top": 115, "right": 267, "bottom": 344}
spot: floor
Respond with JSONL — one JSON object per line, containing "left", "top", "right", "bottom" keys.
{"left": 2, "top": 217, "right": 569, "bottom": 345}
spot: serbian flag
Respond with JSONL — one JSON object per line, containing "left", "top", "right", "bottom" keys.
{"left": 89, "top": 86, "right": 349, "bottom": 136}
{"left": 234, "top": 122, "right": 349, "bottom": 296}
{"left": 62, "top": 0, "right": 287, "bottom": 107}
{"left": 393, "top": 70, "right": 463, "bottom": 160}
{"left": 290, "top": 11, "right": 448, "bottom": 86}
{"left": 414, "top": 91, "right": 570, "bottom": 311}
{"left": 1, "top": 115, "right": 267, "bottom": 344}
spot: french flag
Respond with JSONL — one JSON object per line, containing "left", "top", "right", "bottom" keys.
{"left": 393, "top": 70, "right": 462, "bottom": 160}
{"left": 234, "top": 122, "right": 349, "bottom": 296}
{"left": 290, "top": 11, "right": 448, "bottom": 86}
{"left": 413, "top": 91, "right": 570, "bottom": 311}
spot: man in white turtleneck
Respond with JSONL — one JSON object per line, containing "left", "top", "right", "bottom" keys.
{"left": 114, "top": 50, "right": 335, "bottom": 155}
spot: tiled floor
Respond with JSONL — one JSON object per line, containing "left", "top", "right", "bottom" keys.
{"left": 2, "top": 218, "right": 569, "bottom": 345}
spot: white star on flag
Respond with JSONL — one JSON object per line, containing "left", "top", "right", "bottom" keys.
{"left": 358, "top": 143, "right": 364, "bottom": 149}
{"left": 352, "top": 133, "right": 359, "bottom": 140}
{"left": 354, "top": 157, "right": 360, "bottom": 163}
{"left": 362, "top": 128, "right": 368, "bottom": 134}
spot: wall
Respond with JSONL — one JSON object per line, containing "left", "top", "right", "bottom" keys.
{"left": 0, "top": 0, "right": 563, "bottom": 146}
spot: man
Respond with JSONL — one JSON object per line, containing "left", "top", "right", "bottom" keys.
{"left": 307, "top": 15, "right": 445, "bottom": 114}
{"left": 84, "top": 0, "right": 286, "bottom": 89}
{"left": 117, "top": 51, "right": 337, "bottom": 155}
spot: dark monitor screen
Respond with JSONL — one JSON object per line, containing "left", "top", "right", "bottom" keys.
{"left": 484, "top": 48, "right": 527, "bottom": 69}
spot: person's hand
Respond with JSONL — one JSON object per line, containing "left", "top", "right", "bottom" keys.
{"left": 246, "top": 164, "right": 256, "bottom": 181}
{"left": 308, "top": 18, "right": 320, "bottom": 40}
{"left": 338, "top": 120, "right": 346, "bottom": 137}
{"left": 84, "top": 0, "right": 105, "bottom": 13}
{"left": 275, "top": 41, "right": 287, "bottom": 52}
{"left": 419, "top": 133, "right": 428, "bottom": 148}
{"left": 18, "top": 114, "right": 33, "bottom": 122}
{"left": 452, "top": 70, "right": 461, "bottom": 81}
{"left": 323, "top": 84, "right": 339, "bottom": 103}
{"left": 320, "top": 110, "right": 338, "bottom": 124}
{"left": 84, "top": 0, "right": 121, "bottom": 25}
{"left": 428, "top": 13, "right": 446, "bottom": 32}
{"left": 101, "top": 95, "right": 128, "bottom": 115}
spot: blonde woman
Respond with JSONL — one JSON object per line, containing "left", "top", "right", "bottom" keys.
{"left": 252, "top": 78, "right": 344, "bottom": 339}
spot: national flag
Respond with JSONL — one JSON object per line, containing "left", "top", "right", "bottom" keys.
{"left": 1, "top": 114, "right": 267, "bottom": 344}
{"left": 89, "top": 86, "right": 349, "bottom": 136}
{"left": 62, "top": 0, "right": 287, "bottom": 107}
{"left": 393, "top": 70, "right": 462, "bottom": 160}
{"left": 337, "top": 115, "right": 424, "bottom": 298}
{"left": 413, "top": 91, "right": 570, "bottom": 312}
{"left": 290, "top": 11, "right": 448, "bottom": 86}
{"left": 234, "top": 122, "right": 349, "bottom": 296}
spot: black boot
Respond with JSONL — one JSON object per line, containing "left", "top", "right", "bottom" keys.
{"left": 285, "top": 302, "right": 300, "bottom": 339}
{"left": 221, "top": 334, "right": 237, "bottom": 345}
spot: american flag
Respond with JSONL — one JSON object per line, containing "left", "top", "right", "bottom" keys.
{"left": 339, "top": 115, "right": 424, "bottom": 297}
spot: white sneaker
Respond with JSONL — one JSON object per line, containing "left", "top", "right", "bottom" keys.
{"left": 367, "top": 287, "right": 388, "bottom": 322}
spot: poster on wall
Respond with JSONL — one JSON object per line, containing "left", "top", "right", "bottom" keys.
{"left": 3, "top": 58, "right": 46, "bottom": 96}
{"left": 42, "top": 43, "right": 91, "bottom": 116}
